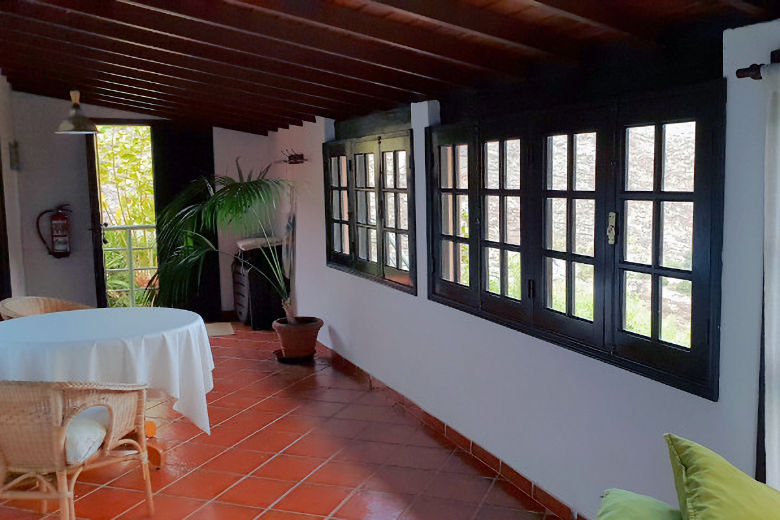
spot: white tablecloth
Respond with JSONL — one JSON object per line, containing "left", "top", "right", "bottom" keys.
{"left": 0, "top": 307, "right": 214, "bottom": 433}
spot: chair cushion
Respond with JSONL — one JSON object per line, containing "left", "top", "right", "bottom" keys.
{"left": 65, "top": 407, "right": 109, "bottom": 466}
{"left": 596, "top": 489, "right": 681, "bottom": 520}
{"left": 665, "top": 433, "right": 780, "bottom": 520}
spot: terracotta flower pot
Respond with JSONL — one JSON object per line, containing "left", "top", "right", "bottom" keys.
{"left": 272, "top": 316, "right": 324, "bottom": 360}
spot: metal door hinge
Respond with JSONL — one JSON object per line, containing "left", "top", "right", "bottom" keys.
{"left": 527, "top": 279, "right": 536, "bottom": 299}
{"left": 607, "top": 211, "right": 617, "bottom": 245}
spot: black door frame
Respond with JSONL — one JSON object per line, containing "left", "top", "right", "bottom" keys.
{"left": 0, "top": 145, "right": 12, "bottom": 300}
{"left": 85, "top": 119, "right": 158, "bottom": 308}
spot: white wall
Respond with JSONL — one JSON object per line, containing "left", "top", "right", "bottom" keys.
{"left": 254, "top": 19, "right": 780, "bottom": 515}
{"left": 0, "top": 74, "right": 25, "bottom": 295}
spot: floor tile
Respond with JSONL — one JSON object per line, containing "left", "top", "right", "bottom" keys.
{"left": 421, "top": 473, "right": 493, "bottom": 503}
{"left": 252, "top": 455, "right": 325, "bottom": 481}
{"left": 385, "top": 445, "right": 453, "bottom": 470}
{"left": 284, "top": 434, "right": 343, "bottom": 458}
{"left": 239, "top": 430, "right": 304, "bottom": 453}
{"left": 474, "top": 504, "right": 546, "bottom": 520}
{"left": 160, "top": 469, "right": 242, "bottom": 500}
{"left": 187, "top": 502, "right": 263, "bottom": 520}
{"left": 110, "top": 463, "right": 192, "bottom": 491}
{"left": 202, "top": 448, "right": 273, "bottom": 474}
{"left": 165, "top": 443, "right": 225, "bottom": 468}
{"left": 362, "top": 466, "right": 436, "bottom": 495}
{"left": 484, "top": 480, "right": 546, "bottom": 512}
{"left": 260, "top": 511, "right": 324, "bottom": 519}
{"left": 334, "top": 441, "right": 400, "bottom": 465}
{"left": 218, "top": 477, "right": 295, "bottom": 508}
{"left": 117, "top": 494, "right": 204, "bottom": 519}
{"left": 305, "top": 460, "right": 378, "bottom": 487}
{"left": 333, "top": 489, "right": 412, "bottom": 520}
{"left": 400, "top": 496, "right": 478, "bottom": 520}
{"left": 273, "top": 483, "right": 352, "bottom": 516}
{"left": 73, "top": 487, "right": 146, "bottom": 520}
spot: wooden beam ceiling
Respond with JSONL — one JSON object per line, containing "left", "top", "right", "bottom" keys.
{"left": 0, "top": 0, "right": 772, "bottom": 134}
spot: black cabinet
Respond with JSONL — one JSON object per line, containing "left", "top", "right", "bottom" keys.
{"left": 232, "top": 244, "right": 286, "bottom": 330}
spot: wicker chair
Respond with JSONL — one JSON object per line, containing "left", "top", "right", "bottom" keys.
{"left": 0, "top": 296, "right": 92, "bottom": 320}
{"left": 0, "top": 381, "right": 155, "bottom": 519}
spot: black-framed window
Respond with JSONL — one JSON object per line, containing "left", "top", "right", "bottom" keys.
{"left": 324, "top": 130, "right": 416, "bottom": 293}
{"left": 426, "top": 82, "right": 723, "bottom": 399}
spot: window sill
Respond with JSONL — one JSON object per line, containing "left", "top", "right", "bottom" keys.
{"left": 326, "top": 260, "right": 418, "bottom": 296}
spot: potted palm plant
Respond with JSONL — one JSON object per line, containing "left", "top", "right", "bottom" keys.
{"left": 150, "top": 159, "right": 323, "bottom": 361}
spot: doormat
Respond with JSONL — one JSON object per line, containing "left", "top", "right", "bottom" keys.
{"left": 205, "top": 322, "right": 235, "bottom": 337}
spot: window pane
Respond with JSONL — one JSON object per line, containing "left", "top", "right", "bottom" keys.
{"left": 385, "top": 232, "right": 397, "bottom": 268}
{"left": 485, "top": 195, "right": 500, "bottom": 242}
{"left": 440, "top": 146, "right": 453, "bottom": 189}
{"left": 339, "top": 156, "right": 348, "bottom": 187}
{"left": 661, "top": 201, "right": 693, "bottom": 270}
{"left": 625, "top": 200, "right": 653, "bottom": 264}
{"left": 458, "top": 243, "right": 470, "bottom": 286}
{"left": 623, "top": 271, "right": 651, "bottom": 337}
{"left": 331, "top": 191, "right": 340, "bottom": 220}
{"left": 441, "top": 194, "right": 453, "bottom": 235}
{"left": 384, "top": 151, "right": 395, "bottom": 188}
{"left": 385, "top": 193, "right": 396, "bottom": 228}
{"left": 546, "top": 257, "right": 567, "bottom": 313}
{"left": 457, "top": 194, "right": 469, "bottom": 238}
{"left": 506, "top": 250, "right": 522, "bottom": 300}
{"left": 356, "top": 154, "right": 365, "bottom": 188}
{"left": 505, "top": 139, "right": 521, "bottom": 189}
{"left": 626, "top": 126, "right": 654, "bottom": 191}
{"left": 573, "top": 199, "right": 595, "bottom": 257}
{"left": 661, "top": 277, "right": 692, "bottom": 348}
{"left": 399, "top": 234, "right": 410, "bottom": 271}
{"left": 545, "top": 198, "right": 567, "bottom": 252}
{"left": 485, "top": 141, "right": 499, "bottom": 189}
{"left": 341, "top": 191, "right": 349, "bottom": 221}
{"left": 486, "top": 247, "right": 500, "bottom": 294}
{"left": 397, "top": 150, "right": 408, "bottom": 189}
{"left": 441, "top": 240, "right": 454, "bottom": 282}
{"left": 367, "top": 154, "right": 376, "bottom": 188}
{"left": 663, "top": 122, "right": 695, "bottom": 192}
{"left": 341, "top": 224, "right": 350, "bottom": 254}
{"left": 358, "top": 227, "right": 367, "bottom": 259}
{"left": 330, "top": 157, "right": 339, "bottom": 186}
{"left": 333, "top": 222, "right": 341, "bottom": 252}
{"left": 573, "top": 263, "right": 594, "bottom": 321}
{"left": 505, "top": 196, "right": 521, "bottom": 245}
{"left": 548, "top": 135, "right": 568, "bottom": 190}
{"left": 398, "top": 193, "right": 409, "bottom": 230}
{"left": 369, "top": 229, "right": 378, "bottom": 262}
{"left": 368, "top": 192, "right": 377, "bottom": 225}
{"left": 457, "top": 144, "right": 468, "bottom": 189}
{"left": 357, "top": 192, "right": 367, "bottom": 223}
{"left": 574, "top": 132, "right": 596, "bottom": 191}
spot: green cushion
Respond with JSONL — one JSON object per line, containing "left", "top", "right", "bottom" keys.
{"left": 665, "top": 433, "right": 780, "bottom": 520}
{"left": 596, "top": 489, "right": 681, "bottom": 520}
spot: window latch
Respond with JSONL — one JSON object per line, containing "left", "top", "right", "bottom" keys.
{"left": 527, "top": 279, "right": 535, "bottom": 299}
{"left": 607, "top": 211, "right": 617, "bottom": 245}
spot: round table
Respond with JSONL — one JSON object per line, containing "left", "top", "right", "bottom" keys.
{"left": 0, "top": 307, "right": 214, "bottom": 434}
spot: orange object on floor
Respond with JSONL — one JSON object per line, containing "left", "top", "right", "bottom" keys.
{"left": 144, "top": 420, "right": 157, "bottom": 438}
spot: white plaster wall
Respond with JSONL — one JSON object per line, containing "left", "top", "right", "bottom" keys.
{"left": 9, "top": 92, "right": 158, "bottom": 305}
{"left": 0, "top": 74, "right": 25, "bottom": 295}
{"left": 257, "top": 18, "right": 779, "bottom": 512}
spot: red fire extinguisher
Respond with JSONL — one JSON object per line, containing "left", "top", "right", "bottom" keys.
{"left": 36, "top": 204, "right": 72, "bottom": 258}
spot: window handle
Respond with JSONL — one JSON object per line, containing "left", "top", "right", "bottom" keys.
{"left": 607, "top": 211, "right": 617, "bottom": 245}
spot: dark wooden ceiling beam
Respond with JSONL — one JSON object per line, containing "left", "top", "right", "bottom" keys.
{"left": 121, "top": 0, "right": 480, "bottom": 89}
{"left": 2, "top": 2, "right": 409, "bottom": 107}
{"left": 367, "top": 0, "right": 581, "bottom": 61}
{"left": 17, "top": 0, "right": 428, "bottom": 103}
{"left": 527, "top": 0, "right": 657, "bottom": 42}
{"left": 0, "top": 19, "right": 352, "bottom": 117}
{"left": 7, "top": 72, "right": 282, "bottom": 133}
{"left": 715, "top": 0, "right": 773, "bottom": 17}
{"left": 0, "top": 46, "right": 313, "bottom": 124}
{"left": 7, "top": 77, "right": 272, "bottom": 135}
{"left": 227, "top": 0, "right": 529, "bottom": 79}
{"left": 0, "top": 62, "right": 303, "bottom": 128}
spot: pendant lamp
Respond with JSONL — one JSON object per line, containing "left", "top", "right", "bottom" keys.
{"left": 55, "top": 90, "right": 97, "bottom": 134}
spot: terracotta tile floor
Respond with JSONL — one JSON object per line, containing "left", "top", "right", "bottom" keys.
{"left": 0, "top": 324, "right": 560, "bottom": 520}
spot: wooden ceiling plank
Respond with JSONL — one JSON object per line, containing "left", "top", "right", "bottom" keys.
{"left": 715, "top": 0, "right": 771, "bottom": 17}
{"left": 367, "top": 0, "right": 582, "bottom": 61}
{"left": 122, "top": 0, "right": 480, "bottom": 88}
{"left": 7, "top": 72, "right": 282, "bottom": 133}
{"left": 527, "top": 0, "right": 657, "bottom": 42}
{"left": 18, "top": 0, "right": 427, "bottom": 103}
{"left": 1, "top": 62, "right": 303, "bottom": 128}
{"left": 227, "top": 0, "right": 529, "bottom": 79}
{"left": 0, "top": 20, "right": 351, "bottom": 117}
{"left": 3, "top": 2, "right": 408, "bottom": 107}
{"left": 0, "top": 51, "right": 312, "bottom": 125}
{"left": 7, "top": 77, "right": 272, "bottom": 135}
